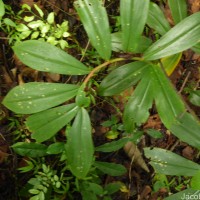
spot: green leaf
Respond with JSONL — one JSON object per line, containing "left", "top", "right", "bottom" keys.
{"left": 94, "top": 161, "right": 126, "bottom": 176}
{"left": 75, "top": 84, "right": 90, "bottom": 107}
{"left": 161, "top": 53, "right": 182, "bottom": 76}
{"left": 0, "top": 0, "right": 5, "bottom": 18}
{"left": 16, "top": 24, "right": 30, "bottom": 32}
{"left": 95, "top": 138, "right": 130, "bottom": 152}
{"left": 98, "top": 61, "right": 149, "bottom": 96}
{"left": 191, "top": 171, "right": 200, "bottom": 190}
{"left": 189, "top": 90, "right": 200, "bottom": 106}
{"left": 111, "top": 32, "right": 152, "bottom": 53}
{"left": 146, "top": 129, "right": 163, "bottom": 139}
{"left": 13, "top": 40, "right": 90, "bottom": 75}
{"left": 46, "top": 142, "right": 65, "bottom": 154}
{"left": 27, "top": 20, "right": 44, "bottom": 29}
{"left": 74, "top": 0, "right": 111, "bottom": 60}
{"left": 104, "top": 182, "right": 122, "bottom": 195}
{"left": 2, "top": 82, "right": 79, "bottom": 114}
{"left": 151, "top": 65, "right": 185, "bottom": 128}
{"left": 66, "top": 108, "right": 94, "bottom": 178}
{"left": 192, "top": 42, "right": 200, "bottom": 54}
{"left": 144, "top": 147, "right": 200, "bottom": 176}
{"left": 87, "top": 182, "right": 104, "bottom": 195}
{"left": 123, "top": 67, "right": 154, "bottom": 132}
{"left": 34, "top": 4, "right": 44, "bottom": 18}
{"left": 147, "top": 2, "right": 171, "bottom": 36}
{"left": 24, "top": 16, "right": 35, "bottom": 22}
{"left": 120, "top": 0, "right": 150, "bottom": 52}
{"left": 120, "top": 0, "right": 149, "bottom": 52}
{"left": 143, "top": 12, "right": 200, "bottom": 60}
{"left": 164, "top": 189, "right": 200, "bottom": 200}
{"left": 168, "top": 0, "right": 187, "bottom": 24}
{"left": 12, "top": 142, "right": 47, "bottom": 157}
{"left": 3, "top": 18, "right": 16, "bottom": 27}
{"left": 170, "top": 112, "right": 200, "bottom": 150}
{"left": 26, "top": 104, "right": 79, "bottom": 142}
{"left": 47, "top": 12, "right": 54, "bottom": 24}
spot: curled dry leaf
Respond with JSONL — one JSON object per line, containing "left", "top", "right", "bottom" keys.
{"left": 188, "top": 0, "right": 200, "bottom": 13}
{"left": 124, "top": 141, "right": 149, "bottom": 172}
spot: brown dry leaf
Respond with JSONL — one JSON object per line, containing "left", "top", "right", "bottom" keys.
{"left": 182, "top": 146, "right": 194, "bottom": 160}
{"left": 46, "top": 73, "right": 60, "bottom": 82}
{"left": 124, "top": 141, "right": 150, "bottom": 172}
{"left": 20, "top": 0, "right": 36, "bottom": 7}
{"left": 188, "top": 0, "right": 200, "bottom": 13}
{"left": 0, "top": 151, "right": 9, "bottom": 164}
{"left": 143, "top": 114, "right": 162, "bottom": 130}
{"left": 20, "top": 0, "right": 43, "bottom": 8}
{"left": 140, "top": 185, "right": 152, "bottom": 200}
{"left": 163, "top": 4, "right": 174, "bottom": 26}
{"left": 113, "top": 87, "right": 134, "bottom": 111}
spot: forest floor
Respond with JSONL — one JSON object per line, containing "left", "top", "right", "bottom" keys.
{"left": 0, "top": 0, "right": 200, "bottom": 200}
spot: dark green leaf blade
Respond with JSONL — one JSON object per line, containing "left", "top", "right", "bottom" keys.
{"left": 13, "top": 40, "right": 90, "bottom": 75}
{"left": 95, "top": 138, "right": 130, "bottom": 152}
{"left": 74, "top": 0, "right": 111, "bottom": 60}
{"left": 144, "top": 147, "right": 200, "bottom": 176}
{"left": 170, "top": 112, "right": 200, "bottom": 150}
{"left": 151, "top": 65, "right": 185, "bottom": 128}
{"left": 27, "top": 104, "right": 79, "bottom": 142}
{"left": 94, "top": 161, "right": 127, "bottom": 176}
{"left": 150, "top": 65, "right": 200, "bottom": 149}
{"left": 12, "top": 142, "right": 47, "bottom": 157}
{"left": 98, "top": 61, "right": 149, "bottom": 96}
{"left": 123, "top": 67, "right": 154, "bottom": 132}
{"left": 189, "top": 90, "right": 200, "bottom": 106}
{"left": 120, "top": 0, "right": 150, "bottom": 52}
{"left": 168, "top": 0, "right": 187, "bottom": 24}
{"left": 191, "top": 171, "right": 200, "bottom": 190}
{"left": 66, "top": 108, "right": 94, "bottom": 178}
{"left": 46, "top": 142, "right": 65, "bottom": 155}
{"left": 2, "top": 82, "right": 79, "bottom": 114}
{"left": 164, "top": 189, "right": 199, "bottom": 200}
{"left": 111, "top": 32, "right": 152, "bottom": 53}
{"left": 147, "top": 2, "right": 171, "bottom": 36}
{"left": 143, "top": 12, "right": 200, "bottom": 60}
{"left": 192, "top": 42, "right": 200, "bottom": 54}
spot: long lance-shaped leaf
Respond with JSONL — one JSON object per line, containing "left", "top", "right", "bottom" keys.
{"left": 189, "top": 90, "right": 200, "bottom": 106}
{"left": 26, "top": 104, "right": 79, "bottom": 143}
{"left": 2, "top": 83, "right": 79, "bottom": 114}
{"left": 143, "top": 12, "right": 200, "bottom": 60}
{"left": 0, "top": 0, "right": 5, "bottom": 18}
{"left": 74, "top": 0, "right": 111, "bottom": 60}
{"left": 150, "top": 65, "right": 200, "bottom": 149}
{"left": 12, "top": 142, "right": 47, "bottom": 158}
{"left": 170, "top": 112, "right": 200, "bottom": 150}
{"left": 123, "top": 67, "right": 155, "bottom": 132}
{"left": 111, "top": 32, "right": 152, "bottom": 53}
{"left": 151, "top": 65, "right": 185, "bottom": 128}
{"left": 13, "top": 40, "right": 90, "bottom": 75}
{"left": 94, "top": 161, "right": 127, "bottom": 176}
{"left": 164, "top": 189, "right": 200, "bottom": 200}
{"left": 144, "top": 147, "right": 200, "bottom": 176}
{"left": 147, "top": 2, "right": 171, "bottom": 36}
{"left": 168, "top": 0, "right": 187, "bottom": 24}
{"left": 120, "top": 0, "right": 150, "bottom": 52}
{"left": 66, "top": 108, "right": 94, "bottom": 178}
{"left": 98, "top": 61, "right": 149, "bottom": 96}
{"left": 192, "top": 42, "right": 200, "bottom": 54}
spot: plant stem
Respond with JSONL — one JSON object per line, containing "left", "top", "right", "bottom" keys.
{"left": 83, "top": 57, "right": 125, "bottom": 85}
